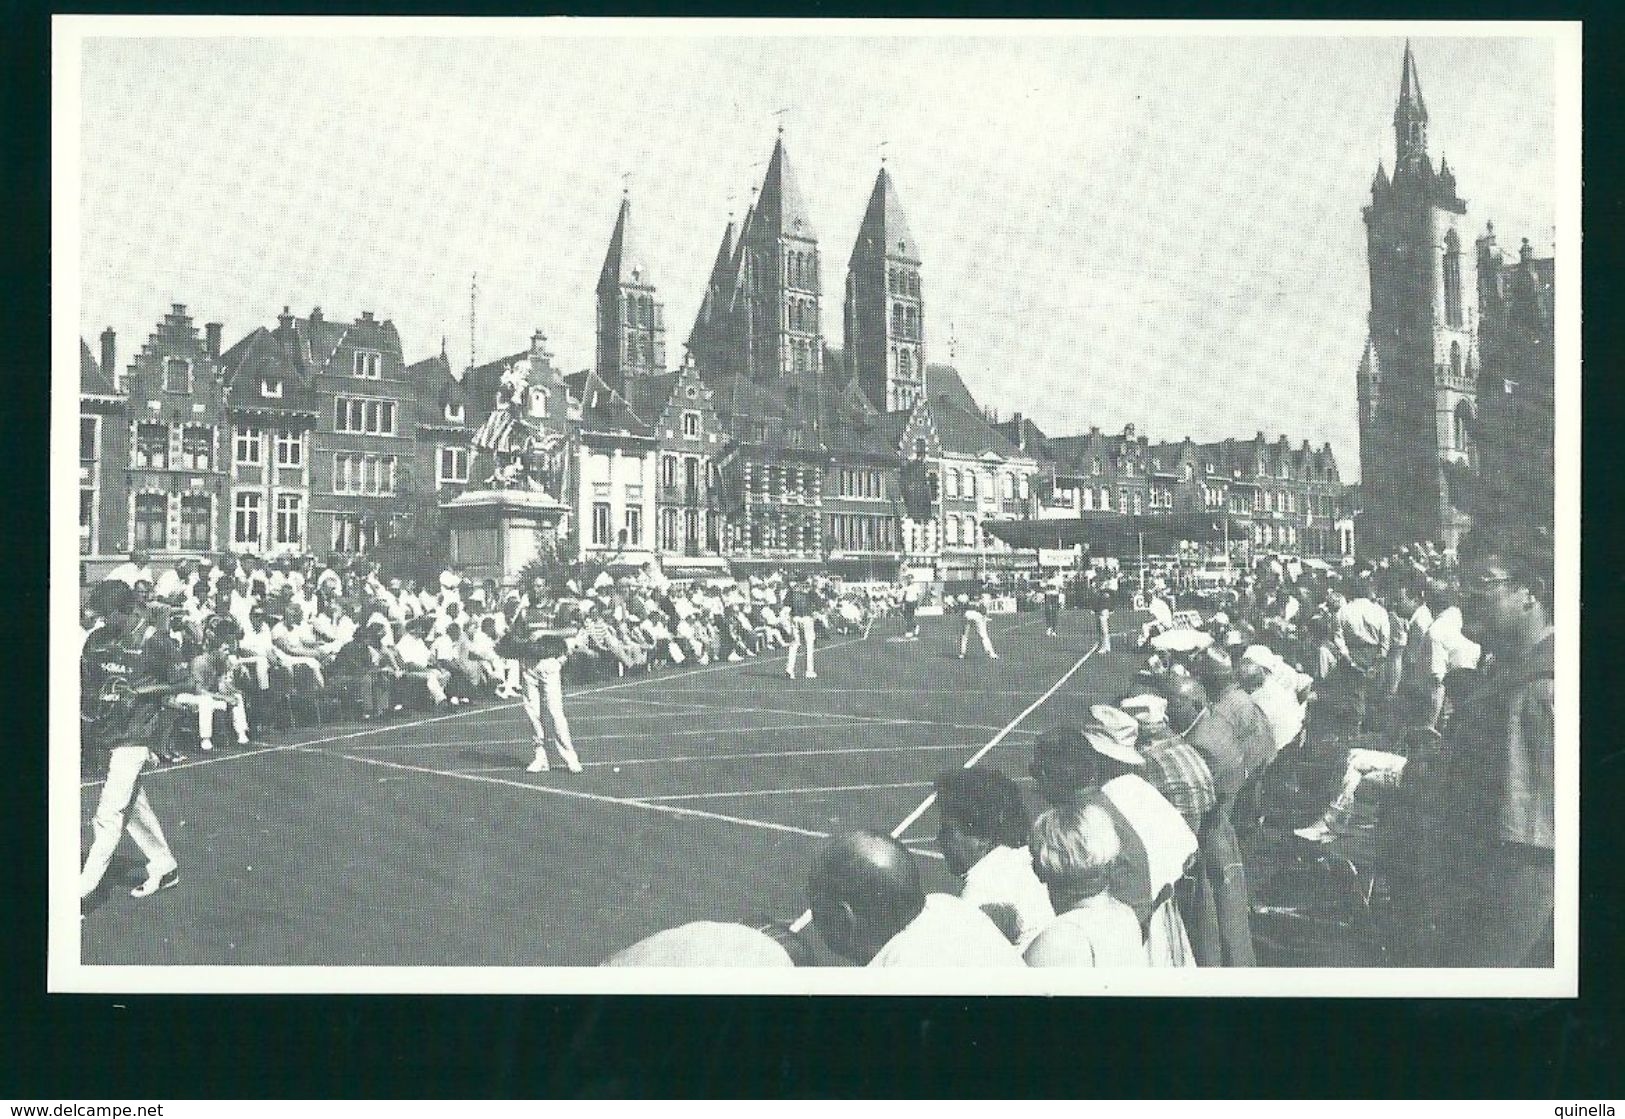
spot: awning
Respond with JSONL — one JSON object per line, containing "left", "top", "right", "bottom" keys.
{"left": 985, "top": 513, "right": 1248, "bottom": 555}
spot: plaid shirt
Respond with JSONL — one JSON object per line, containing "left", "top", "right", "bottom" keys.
{"left": 1135, "top": 722, "right": 1218, "bottom": 833}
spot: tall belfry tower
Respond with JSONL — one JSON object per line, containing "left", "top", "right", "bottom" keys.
{"left": 596, "top": 191, "right": 667, "bottom": 393}
{"left": 738, "top": 133, "right": 822, "bottom": 380}
{"left": 1357, "top": 41, "right": 1479, "bottom": 554}
{"left": 844, "top": 163, "right": 924, "bottom": 412}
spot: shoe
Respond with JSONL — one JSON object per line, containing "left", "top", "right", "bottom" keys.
{"left": 131, "top": 868, "right": 179, "bottom": 898}
{"left": 1293, "top": 821, "right": 1335, "bottom": 844}
{"left": 989, "top": 653, "right": 999, "bottom": 659}
{"left": 957, "top": 653, "right": 965, "bottom": 660}
{"left": 805, "top": 671, "right": 817, "bottom": 679}
{"left": 556, "top": 748, "right": 584, "bottom": 774}
{"left": 199, "top": 739, "right": 214, "bottom": 752}
{"left": 525, "top": 749, "right": 551, "bottom": 774}
{"left": 786, "top": 669, "right": 795, "bottom": 679}
{"left": 728, "top": 652, "right": 742, "bottom": 662}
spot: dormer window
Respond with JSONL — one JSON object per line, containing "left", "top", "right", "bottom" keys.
{"left": 528, "top": 388, "right": 547, "bottom": 418}
{"left": 445, "top": 402, "right": 465, "bottom": 424}
{"left": 681, "top": 411, "right": 700, "bottom": 438}
{"left": 353, "top": 351, "right": 382, "bottom": 379}
{"left": 262, "top": 378, "right": 283, "bottom": 399}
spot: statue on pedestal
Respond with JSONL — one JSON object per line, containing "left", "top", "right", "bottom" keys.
{"left": 470, "top": 357, "right": 570, "bottom": 497}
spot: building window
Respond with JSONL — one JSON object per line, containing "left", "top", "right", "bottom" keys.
{"left": 233, "top": 493, "right": 262, "bottom": 547}
{"left": 262, "top": 378, "right": 283, "bottom": 399}
{"left": 1184, "top": 462, "right": 1195, "bottom": 481}
{"left": 625, "top": 506, "right": 643, "bottom": 547}
{"left": 685, "top": 456, "right": 700, "bottom": 493}
{"left": 1443, "top": 231, "right": 1464, "bottom": 329}
{"left": 275, "top": 430, "right": 303, "bottom": 468}
{"left": 133, "top": 422, "right": 168, "bottom": 469}
{"left": 274, "top": 493, "right": 302, "bottom": 547}
{"left": 445, "top": 402, "right": 465, "bottom": 424}
{"left": 438, "top": 446, "right": 469, "bottom": 486}
{"left": 1019, "top": 474, "right": 1030, "bottom": 500}
{"left": 132, "top": 494, "right": 167, "bottom": 550}
{"left": 353, "top": 351, "right": 382, "bottom": 379}
{"left": 1002, "top": 473, "right": 1016, "bottom": 500}
{"left": 79, "top": 489, "right": 94, "bottom": 554}
{"left": 964, "top": 470, "right": 976, "bottom": 499}
{"left": 662, "top": 454, "right": 678, "bottom": 489}
{"left": 179, "top": 494, "right": 211, "bottom": 551}
{"left": 660, "top": 508, "right": 679, "bottom": 551}
{"left": 528, "top": 387, "right": 548, "bottom": 418}
{"left": 1092, "top": 457, "right": 1102, "bottom": 476}
{"left": 680, "top": 411, "right": 702, "bottom": 439}
{"left": 235, "top": 427, "right": 262, "bottom": 466}
{"left": 330, "top": 515, "right": 384, "bottom": 554}
{"left": 180, "top": 425, "right": 213, "bottom": 470}
{"left": 335, "top": 396, "right": 397, "bottom": 435}
{"left": 80, "top": 417, "right": 98, "bottom": 464}
{"left": 334, "top": 453, "right": 398, "bottom": 495}
{"left": 591, "top": 502, "right": 612, "bottom": 547}
{"left": 946, "top": 468, "right": 959, "bottom": 498}
{"left": 685, "top": 509, "right": 699, "bottom": 549}
{"left": 163, "top": 357, "right": 191, "bottom": 394}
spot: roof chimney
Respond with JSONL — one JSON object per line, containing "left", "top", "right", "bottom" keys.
{"left": 278, "top": 306, "right": 294, "bottom": 331}
{"left": 309, "top": 306, "right": 323, "bottom": 324}
{"left": 205, "top": 322, "right": 222, "bottom": 359}
{"left": 99, "top": 328, "right": 116, "bottom": 388}
{"left": 1013, "top": 412, "right": 1025, "bottom": 451}
{"left": 360, "top": 310, "right": 375, "bottom": 323}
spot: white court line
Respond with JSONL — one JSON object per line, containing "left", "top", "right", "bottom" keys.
{"left": 298, "top": 746, "right": 832, "bottom": 840}
{"left": 436, "top": 740, "right": 989, "bottom": 773}
{"left": 785, "top": 640, "right": 1101, "bottom": 935}
{"left": 80, "top": 634, "right": 876, "bottom": 789}
{"left": 78, "top": 743, "right": 296, "bottom": 790}
{"left": 634, "top": 780, "right": 931, "bottom": 803}
{"left": 610, "top": 693, "right": 1014, "bottom": 735}
{"left": 345, "top": 721, "right": 854, "bottom": 751}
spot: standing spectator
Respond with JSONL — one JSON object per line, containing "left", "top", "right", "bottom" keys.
{"left": 503, "top": 581, "right": 582, "bottom": 774}
{"left": 104, "top": 550, "right": 155, "bottom": 589}
{"left": 807, "top": 831, "right": 1024, "bottom": 967}
{"left": 1329, "top": 576, "right": 1391, "bottom": 732}
{"left": 900, "top": 578, "right": 923, "bottom": 640}
{"left": 1024, "top": 804, "right": 1148, "bottom": 968}
{"left": 1043, "top": 578, "right": 1064, "bottom": 638}
{"left": 78, "top": 580, "right": 183, "bottom": 902}
{"left": 1424, "top": 529, "right": 1556, "bottom": 966}
{"left": 1416, "top": 575, "right": 1482, "bottom": 731}
{"left": 933, "top": 769, "right": 1054, "bottom": 951}
{"left": 1028, "top": 708, "right": 1198, "bottom": 967}
{"left": 1117, "top": 692, "right": 1216, "bottom": 835}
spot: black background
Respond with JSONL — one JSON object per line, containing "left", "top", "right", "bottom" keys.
{"left": 3, "top": 0, "right": 1620, "bottom": 1098}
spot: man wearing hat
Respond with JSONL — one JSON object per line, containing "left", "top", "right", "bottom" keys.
{"left": 1030, "top": 707, "right": 1199, "bottom": 966}
{"left": 1119, "top": 692, "right": 1216, "bottom": 835}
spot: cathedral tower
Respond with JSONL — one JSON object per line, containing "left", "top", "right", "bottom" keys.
{"left": 595, "top": 192, "right": 666, "bottom": 393}
{"left": 1358, "top": 41, "right": 1479, "bottom": 553}
{"left": 736, "top": 134, "right": 822, "bottom": 380}
{"left": 844, "top": 164, "right": 924, "bottom": 413}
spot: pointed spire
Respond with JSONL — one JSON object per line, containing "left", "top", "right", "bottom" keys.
{"left": 598, "top": 194, "right": 653, "bottom": 291}
{"left": 1371, "top": 159, "right": 1389, "bottom": 192}
{"left": 755, "top": 135, "right": 816, "bottom": 241}
{"left": 1397, "top": 39, "right": 1427, "bottom": 120}
{"left": 851, "top": 165, "right": 920, "bottom": 265}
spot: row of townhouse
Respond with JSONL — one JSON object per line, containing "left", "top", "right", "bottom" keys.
{"left": 79, "top": 134, "right": 1349, "bottom": 579}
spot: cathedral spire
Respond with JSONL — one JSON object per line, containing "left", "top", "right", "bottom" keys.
{"left": 851, "top": 165, "right": 920, "bottom": 267}
{"left": 1394, "top": 39, "right": 1429, "bottom": 164}
{"left": 598, "top": 193, "right": 653, "bottom": 292}
{"left": 756, "top": 135, "right": 816, "bottom": 241}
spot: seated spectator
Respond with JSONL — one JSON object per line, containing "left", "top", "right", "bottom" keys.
{"left": 270, "top": 601, "right": 328, "bottom": 688}
{"left": 467, "top": 616, "right": 519, "bottom": 698}
{"left": 933, "top": 769, "right": 1054, "bottom": 951}
{"left": 432, "top": 621, "right": 480, "bottom": 705}
{"left": 1117, "top": 692, "right": 1216, "bottom": 836}
{"left": 393, "top": 617, "right": 449, "bottom": 707}
{"left": 330, "top": 621, "right": 398, "bottom": 721}
{"left": 1024, "top": 803, "right": 1148, "bottom": 968}
{"left": 807, "top": 831, "right": 1025, "bottom": 967}
{"left": 172, "top": 617, "right": 254, "bottom": 752}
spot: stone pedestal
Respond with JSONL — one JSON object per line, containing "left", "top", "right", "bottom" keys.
{"left": 442, "top": 489, "right": 570, "bottom": 586}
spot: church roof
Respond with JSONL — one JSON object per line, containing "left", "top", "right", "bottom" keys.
{"left": 755, "top": 136, "right": 816, "bottom": 242}
{"left": 850, "top": 166, "right": 920, "bottom": 265}
{"left": 924, "top": 362, "right": 984, "bottom": 418}
{"left": 598, "top": 195, "right": 655, "bottom": 292}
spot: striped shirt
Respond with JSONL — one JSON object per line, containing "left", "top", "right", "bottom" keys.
{"left": 1135, "top": 723, "right": 1218, "bottom": 833}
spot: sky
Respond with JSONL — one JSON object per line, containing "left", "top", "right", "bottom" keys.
{"left": 74, "top": 25, "right": 1558, "bottom": 479}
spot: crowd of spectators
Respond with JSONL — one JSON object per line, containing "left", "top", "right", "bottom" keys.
{"left": 608, "top": 528, "right": 1555, "bottom": 971}
{"left": 85, "top": 549, "right": 895, "bottom": 756}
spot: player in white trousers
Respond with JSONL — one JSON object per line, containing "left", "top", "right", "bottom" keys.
{"left": 784, "top": 579, "right": 819, "bottom": 680}
{"left": 957, "top": 592, "right": 999, "bottom": 660}
{"left": 79, "top": 581, "right": 182, "bottom": 903}
{"left": 507, "top": 584, "right": 583, "bottom": 774}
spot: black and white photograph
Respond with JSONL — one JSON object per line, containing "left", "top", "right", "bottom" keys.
{"left": 50, "top": 17, "right": 1579, "bottom": 994}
